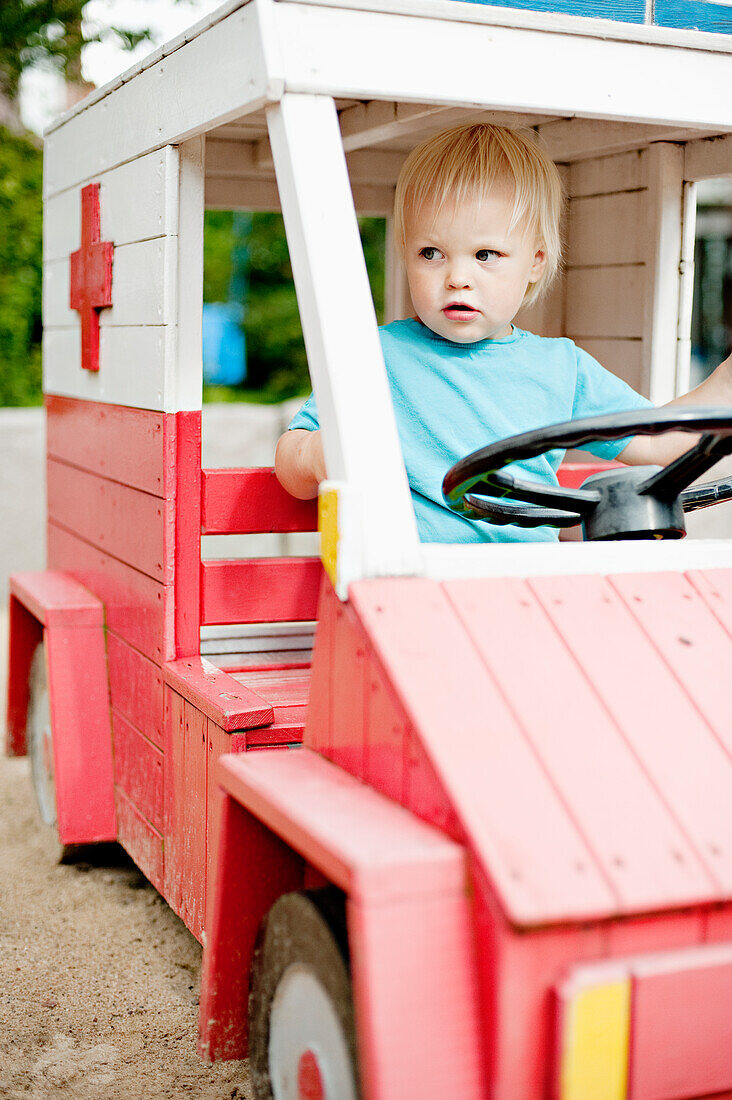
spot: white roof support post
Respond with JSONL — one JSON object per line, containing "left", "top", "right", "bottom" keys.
{"left": 675, "top": 180, "right": 697, "bottom": 398}
{"left": 642, "top": 142, "right": 685, "bottom": 405}
{"left": 172, "top": 137, "right": 205, "bottom": 412}
{"left": 266, "top": 93, "right": 421, "bottom": 581}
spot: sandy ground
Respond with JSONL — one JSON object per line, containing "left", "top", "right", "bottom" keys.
{"left": 0, "top": 614, "right": 253, "bottom": 1099}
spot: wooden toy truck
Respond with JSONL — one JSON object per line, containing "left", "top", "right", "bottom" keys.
{"left": 6, "top": 0, "right": 732, "bottom": 1096}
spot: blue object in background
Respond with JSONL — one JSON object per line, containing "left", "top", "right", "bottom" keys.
{"left": 202, "top": 301, "right": 246, "bottom": 385}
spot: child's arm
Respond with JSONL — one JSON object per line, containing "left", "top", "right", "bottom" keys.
{"left": 618, "top": 352, "right": 732, "bottom": 467}
{"left": 274, "top": 428, "right": 326, "bottom": 499}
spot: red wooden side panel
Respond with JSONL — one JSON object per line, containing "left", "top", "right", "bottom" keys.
{"left": 5, "top": 595, "right": 42, "bottom": 756}
{"left": 45, "top": 395, "right": 173, "bottom": 496}
{"left": 687, "top": 569, "right": 732, "bottom": 639}
{"left": 328, "top": 601, "right": 367, "bottom": 775}
{"left": 163, "top": 656, "right": 274, "bottom": 732}
{"left": 116, "top": 787, "right": 164, "bottom": 893}
{"left": 112, "top": 711, "right": 164, "bottom": 832}
{"left": 445, "top": 578, "right": 713, "bottom": 912}
{"left": 201, "top": 468, "right": 318, "bottom": 534}
{"left": 611, "top": 572, "right": 732, "bottom": 760}
{"left": 531, "top": 574, "right": 732, "bottom": 898}
{"left": 174, "top": 410, "right": 201, "bottom": 658}
{"left": 107, "top": 632, "right": 164, "bottom": 749}
{"left": 45, "top": 622, "right": 117, "bottom": 846}
{"left": 164, "top": 691, "right": 208, "bottom": 941}
{"left": 47, "top": 458, "right": 174, "bottom": 582}
{"left": 362, "top": 671, "right": 406, "bottom": 806}
{"left": 304, "top": 577, "right": 337, "bottom": 755}
{"left": 350, "top": 578, "right": 617, "bottom": 925}
{"left": 48, "top": 523, "right": 173, "bottom": 662}
{"left": 200, "top": 558, "right": 322, "bottom": 625}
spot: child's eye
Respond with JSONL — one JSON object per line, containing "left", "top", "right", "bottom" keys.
{"left": 419, "top": 247, "right": 441, "bottom": 260}
{"left": 476, "top": 249, "right": 501, "bottom": 261}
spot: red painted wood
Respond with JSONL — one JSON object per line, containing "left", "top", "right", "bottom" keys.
{"left": 446, "top": 577, "right": 712, "bottom": 913}
{"left": 116, "top": 786, "right": 164, "bottom": 893}
{"left": 9, "top": 569, "right": 104, "bottom": 628}
{"left": 107, "top": 632, "right": 164, "bottom": 748}
{"left": 556, "top": 460, "right": 619, "bottom": 489}
{"left": 69, "top": 183, "right": 113, "bottom": 373}
{"left": 606, "top": 910, "right": 704, "bottom": 957}
{"left": 6, "top": 594, "right": 43, "bottom": 755}
{"left": 363, "top": 671, "right": 406, "bottom": 805}
{"left": 47, "top": 458, "right": 173, "bottom": 582}
{"left": 611, "top": 572, "right": 732, "bottom": 760}
{"left": 228, "top": 668, "right": 309, "bottom": 726}
{"left": 112, "top": 711, "right": 164, "bottom": 832}
{"left": 198, "top": 793, "right": 305, "bottom": 1061}
{"left": 328, "top": 602, "right": 367, "bottom": 776}
{"left": 46, "top": 396, "right": 172, "bottom": 497}
{"left": 201, "top": 468, "right": 318, "bottom": 534}
{"left": 531, "top": 574, "right": 732, "bottom": 900}
{"left": 163, "top": 657, "right": 273, "bottom": 732}
{"left": 243, "top": 720, "right": 305, "bottom": 747}
{"left": 175, "top": 410, "right": 201, "bottom": 657}
{"left": 46, "top": 622, "right": 116, "bottom": 845}
{"left": 164, "top": 692, "right": 208, "bottom": 940}
{"left": 350, "top": 578, "right": 617, "bottom": 925}
{"left": 404, "top": 731, "right": 461, "bottom": 839}
{"left": 687, "top": 569, "right": 732, "bottom": 639}
{"left": 628, "top": 946, "right": 732, "bottom": 1099}
{"left": 48, "top": 523, "right": 172, "bottom": 662}
{"left": 304, "top": 577, "right": 336, "bottom": 755}
{"left": 200, "top": 558, "right": 322, "bottom": 625}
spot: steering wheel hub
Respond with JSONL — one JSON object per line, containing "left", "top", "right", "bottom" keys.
{"left": 580, "top": 466, "right": 686, "bottom": 541}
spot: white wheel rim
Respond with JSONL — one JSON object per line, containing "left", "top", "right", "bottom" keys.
{"left": 268, "top": 963, "right": 358, "bottom": 1100}
{"left": 28, "top": 647, "right": 57, "bottom": 828}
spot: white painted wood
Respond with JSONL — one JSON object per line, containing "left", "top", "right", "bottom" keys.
{"left": 565, "top": 266, "right": 645, "bottom": 339}
{"left": 43, "top": 325, "right": 171, "bottom": 410}
{"left": 420, "top": 539, "right": 732, "bottom": 582}
{"left": 685, "top": 133, "right": 732, "bottom": 182}
{"left": 43, "top": 237, "right": 171, "bottom": 328}
{"left": 204, "top": 176, "right": 394, "bottom": 215}
{"left": 576, "top": 339, "right": 644, "bottom": 392}
{"left": 267, "top": 93, "right": 420, "bottom": 579}
{"left": 567, "top": 191, "right": 645, "bottom": 267}
{"left": 43, "top": 150, "right": 172, "bottom": 262}
{"left": 642, "top": 143, "right": 684, "bottom": 405}
{"left": 43, "top": 0, "right": 283, "bottom": 200}
{"left": 172, "top": 138, "right": 204, "bottom": 413}
{"left": 569, "top": 149, "right": 647, "bottom": 197}
{"left": 676, "top": 180, "right": 697, "bottom": 399}
{"left": 537, "top": 119, "right": 725, "bottom": 165}
{"left": 272, "top": 4, "right": 732, "bottom": 131}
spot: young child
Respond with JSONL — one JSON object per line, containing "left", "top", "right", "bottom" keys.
{"left": 275, "top": 123, "right": 732, "bottom": 543}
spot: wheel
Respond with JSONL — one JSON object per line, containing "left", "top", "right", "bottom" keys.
{"left": 248, "top": 889, "right": 361, "bottom": 1100}
{"left": 26, "top": 643, "right": 75, "bottom": 862}
{"left": 442, "top": 406, "right": 732, "bottom": 540}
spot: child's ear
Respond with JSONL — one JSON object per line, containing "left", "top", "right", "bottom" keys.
{"left": 529, "top": 245, "right": 548, "bottom": 283}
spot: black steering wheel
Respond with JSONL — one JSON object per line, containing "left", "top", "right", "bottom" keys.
{"left": 442, "top": 408, "right": 732, "bottom": 541}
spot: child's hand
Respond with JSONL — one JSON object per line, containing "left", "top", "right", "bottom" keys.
{"left": 274, "top": 429, "right": 326, "bottom": 499}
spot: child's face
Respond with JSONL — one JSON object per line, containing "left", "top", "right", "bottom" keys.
{"left": 403, "top": 186, "right": 547, "bottom": 343}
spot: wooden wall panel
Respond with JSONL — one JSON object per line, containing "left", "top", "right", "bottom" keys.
{"left": 46, "top": 396, "right": 173, "bottom": 496}
{"left": 200, "top": 558, "right": 322, "bottom": 625}
{"left": 107, "top": 632, "right": 165, "bottom": 749}
{"left": 112, "top": 711, "right": 164, "bottom": 832}
{"left": 565, "top": 266, "right": 645, "bottom": 339}
{"left": 566, "top": 191, "right": 645, "bottom": 267}
{"left": 164, "top": 691, "right": 208, "bottom": 940}
{"left": 116, "top": 787, "right": 164, "bottom": 893}
{"left": 575, "top": 338, "right": 643, "bottom": 389}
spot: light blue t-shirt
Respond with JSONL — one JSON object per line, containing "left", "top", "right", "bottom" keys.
{"left": 288, "top": 319, "right": 653, "bottom": 543}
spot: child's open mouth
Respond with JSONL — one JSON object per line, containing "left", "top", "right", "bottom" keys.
{"left": 443, "top": 303, "right": 479, "bottom": 320}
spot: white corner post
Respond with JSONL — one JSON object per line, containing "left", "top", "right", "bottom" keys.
{"left": 172, "top": 136, "right": 205, "bottom": 413}
{"left": 266, "top": 93, "right": 420, "bottom": 584}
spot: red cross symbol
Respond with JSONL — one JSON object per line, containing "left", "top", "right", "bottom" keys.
{"left": 69, "top": 183, "right": 114, "bottom": 372}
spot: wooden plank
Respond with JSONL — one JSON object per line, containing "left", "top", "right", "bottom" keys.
{"left": 568, "top": 149, "right": 647, "bottom": 197}
{"left": 200, "top": 557, "right": 322, "bottom": 625}
{"left": 565, "top": 265, "right": 645, "bottom": 339}
{"left": 328, "top": 600, "right": 367, "bottom": 776}
{"left": 303, "top": 576, "right": 335, "bottom": 755}
{"left": 201, "top": 467, "right": 318, "bottom": 535}
{"left": 175, "top": 138, "right": 205, "bottom": 417}
{"left": 163, "top": 656, "right": 274, "bottom": 732}
{"left": 44, "top": 237, "right": 172, "bottom": 329}
{"left": 685, "top": 133, "right": 732, "bottom": 182}
{"left": 8, "top": 569, "right": 104, "bottom": 628}
{"left": 48, "top": 522, "right": 172, "bottom": 663}
{"left": 530, "top": 574, "right": 732, "bottom": 898}
{"left": 610, "top": 573, "right": 732, "bottom": 762}
{"left": 174, "top": 410, "right": 202, "bottom": 657}
{"left": 164, "top": 692, "right": 209, "bottom": 941}
{"left": 112, "top": 710, "right": 164, "bottom": 832}
{"left": 362, "top": 669, "right": 406, "bottom": 805}
{"left": 107, "top": 632, "right": 165, "bottom": 749}
{"left": 5, "top": 596, "right": 42, "bottom": 756}
{"left": 116, "top": 786, "right": 164, "bottom": 893}
{"left": 43, "top": 324, "right": 171, "bottom": 413}
{"left": 446, "top": 578, "right": 714, "bottom": 913}
{"left": 567, "top": 191, "right": 645, "bottom": 267}
{"left": 47, "top": 458, "right": 174, "bottom": 583}
{"left": 687, "top": 569, "right": 732, "bottom": 639}
{"left": 351, "top": 578, "right": 618, "bottom": 925}
{"left": 43, "top": 148, "right": 174, "bottom": 262}
{"left": 46, "top": 396, "right": 173, "bottom": 497}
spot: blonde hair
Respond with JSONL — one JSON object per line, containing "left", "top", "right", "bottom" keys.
{"left": 394, "top": 123, "right": 563, "bottom": 306}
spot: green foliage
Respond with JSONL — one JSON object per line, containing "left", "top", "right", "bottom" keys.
{"left": 203, "top": 210, "right": 386, "bottom": 403}
{"left": 0, "top": 125, "right": 43, "bottom": 405}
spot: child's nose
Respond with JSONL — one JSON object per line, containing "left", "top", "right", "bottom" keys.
{"left": 446, "top": 263, "right": 472, "bottom": 289}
